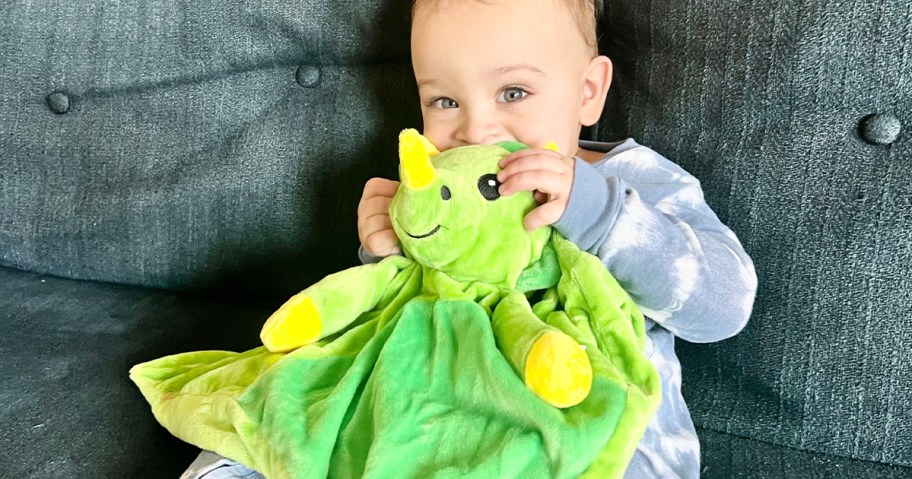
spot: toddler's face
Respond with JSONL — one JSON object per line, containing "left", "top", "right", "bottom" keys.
{"left": 411, "top": 0, "right": 597, "bottom": 157}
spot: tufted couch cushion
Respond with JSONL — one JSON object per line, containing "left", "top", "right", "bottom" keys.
{"left": 1, "top": 0, "right": 910, "bottom": 477}
{"left": 0, "top": 1, "right": 420, "bottom": 298}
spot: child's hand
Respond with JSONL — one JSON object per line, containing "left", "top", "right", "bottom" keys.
{"left": 496, "top": 148, "right": 575, "bottom": 232}
{"left": 358, "top": 178, "right": 401, "bottom": 257}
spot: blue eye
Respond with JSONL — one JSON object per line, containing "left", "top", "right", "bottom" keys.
{"left": 431, "top": 97, "right": 458, "bottom": 109}
{"left": 498, "top": 87, "right": 528, "bottom": 103}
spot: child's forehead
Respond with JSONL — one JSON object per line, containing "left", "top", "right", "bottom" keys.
{"left": 412, "top": 0, "right": 598, "bottom": 58}
{"left": 411, "top": 0, "right": 589, "bottom": 56}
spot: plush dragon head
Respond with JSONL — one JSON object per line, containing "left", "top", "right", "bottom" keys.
{"left": 390, "top": 129, "right": 553, "bottom": 288}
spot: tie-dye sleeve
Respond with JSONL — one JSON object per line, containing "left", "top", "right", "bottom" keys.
{"left": 554, "top": 143, "right": 758, "bottom": 343}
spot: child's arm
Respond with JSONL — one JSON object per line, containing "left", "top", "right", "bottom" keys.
{"left": 553, "top": 141, "right": 758, "bottom": 343}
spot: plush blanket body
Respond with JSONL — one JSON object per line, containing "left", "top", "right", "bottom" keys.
{"left": 131, "top": 130, "right": 660, "bottom": 478}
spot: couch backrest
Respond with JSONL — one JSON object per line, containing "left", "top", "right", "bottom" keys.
{"left": 0, "top": 1, "right": 420, "bottom": 297}
{"left": 597, "top": 0, "right": 911, "bottom": 468}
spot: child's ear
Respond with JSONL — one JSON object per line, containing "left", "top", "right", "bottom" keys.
{"left": 579, "top": 56, "right": 613, "bottom": 127}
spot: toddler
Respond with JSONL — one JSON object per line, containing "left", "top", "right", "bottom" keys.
{"left": 359, "top": 1, "right": 758, "bottom": 478}
{"left": 184, "top": 0, "right": 757, "bottom": 477}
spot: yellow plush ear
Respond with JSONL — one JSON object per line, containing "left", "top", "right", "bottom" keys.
{"left": 399, "top": 129, "right": 437, "bottom": 190}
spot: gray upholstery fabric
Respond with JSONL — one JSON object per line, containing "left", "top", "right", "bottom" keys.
{"left": 0, "top": 265, "right": 270, "bottom": 477}
{"left": 599, "top": 0, "right": 911, "bottom": 469}
{"left": 0, "top": 0, "right": 420, "bottom": 297}
{"left": 1, "top": 0, "right": 910, "bottom": 476}
{"left": 697, "top": 428, "right": 912, "bottom": 479}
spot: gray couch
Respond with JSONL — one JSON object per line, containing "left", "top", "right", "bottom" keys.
{"left": 1, "top": 1, "right": 909, "bottom": 478}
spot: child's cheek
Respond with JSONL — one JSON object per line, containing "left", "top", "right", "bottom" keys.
{"left": 420, "top": 131, "right": 447, "bottom": 152}
{"left": 420, "top": 122, "right": 454, "bottom": 151}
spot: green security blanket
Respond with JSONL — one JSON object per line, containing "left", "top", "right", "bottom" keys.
{"left": 130, "top": 130, "right": 661, "bottom": 478}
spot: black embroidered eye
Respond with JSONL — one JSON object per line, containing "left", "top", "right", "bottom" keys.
{"left": 477, "top": 174, "right": 500, "bottom": 201}
{"left": 441, "top": 185, "right": 451, "bottom": 200}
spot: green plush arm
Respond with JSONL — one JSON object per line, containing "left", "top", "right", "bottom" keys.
{"left": 260, "top": 255, "right": 413, "bottom": 352}
{"left": 491, "top": 291, "right": 593, "bottom": 408}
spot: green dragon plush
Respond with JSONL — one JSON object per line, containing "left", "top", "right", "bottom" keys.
{"left": 130, "top": 130, "right": 661, "bottom": 479}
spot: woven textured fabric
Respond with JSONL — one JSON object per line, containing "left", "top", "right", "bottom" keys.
{"left": 696, "top": 428, "right": 912, "bottom": 479}
{"left": 0, "top": 0, "right": 421, "bottom": 297}
{"left": 598, "top": 0, "right": 911, "bottom": 468}
{"left": 0, "top": 265, "right": 271, "bottom": 478}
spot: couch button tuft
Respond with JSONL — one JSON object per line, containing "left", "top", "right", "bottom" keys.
{"left": 859, "top": 113, "right": 901, "bottom": 145}
{"left": 46, "top": 91, "right": 70, "bottom": 114}
{"left": 295, "top": 65, "right": 321, "bottom": 88}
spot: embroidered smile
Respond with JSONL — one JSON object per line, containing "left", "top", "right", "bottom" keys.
{"left": 406, "top": 225, "right": 442, "bottom": 239}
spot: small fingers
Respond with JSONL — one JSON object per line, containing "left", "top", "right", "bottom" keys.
{"left": 358, "top": 195, "right": 398, "bottom": 256}
{"left": 497, "top": 155, "right": 569, "bottom": 183}
{"left": 524, "top": 201, "right": 566, "bottom": 232}
{"left": 361, "top": 177, "right": 400, "bottom": 201}
{"left": 498, "top": 170, "right": 568, "bottom": 197}
{"left": 364, "top": 227, "right": 400, "bottom": 256}
{"left": 498, "top": 148, "right": 570, "bottom": 170}
{"left": 496, "top": 149, "right": 575, "bottom": 198}
{"left": 361, "top": 211, "right": 394, "bottom": 237}
{"left": 359, "top": 178, "right": 401, "bottom": 257}
{"left": 357, "top": 194, "right": 393, "bottom": 218}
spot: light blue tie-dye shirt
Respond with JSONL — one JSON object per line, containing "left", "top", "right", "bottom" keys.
{"left": 559, "top": 139, "right": 758, "bottom": 479}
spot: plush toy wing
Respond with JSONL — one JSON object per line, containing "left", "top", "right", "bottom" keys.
{"left": 130, "top": 255, "right": 424, "bottom": 476}
{"left": 130, "top": 130, "right": 660, "bottom": 479}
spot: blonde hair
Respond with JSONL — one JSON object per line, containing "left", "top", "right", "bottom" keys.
{"left": 411, "top": 0, "right": 601, "bottom": 56}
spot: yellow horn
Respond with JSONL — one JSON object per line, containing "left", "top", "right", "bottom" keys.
{"left": 399, "top": 129, "right": 437, "bottom": 190}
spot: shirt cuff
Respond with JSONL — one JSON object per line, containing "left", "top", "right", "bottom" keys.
{"left": 358, "top": 245, "right": 385, "bottom": 265}
{"left": 552, "top": 158, "right": 626, "bottom": 254}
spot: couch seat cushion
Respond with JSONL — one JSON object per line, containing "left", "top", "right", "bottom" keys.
{"left": 3, "top": 265, "right": 910, "bottom": 478}
{"left": 0, "top": 265, "right": 269, "bottom": 477}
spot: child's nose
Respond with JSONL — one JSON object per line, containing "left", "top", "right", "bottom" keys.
{"left": 457, "top": 111, "right": 505, "bottom": 146}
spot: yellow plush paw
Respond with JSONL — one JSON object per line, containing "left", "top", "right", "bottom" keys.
{"left": 524, "top": 331, "right": 593, "bottom": 408}
{"left": 260, "top": 295, "right": 322, "bottom": 352}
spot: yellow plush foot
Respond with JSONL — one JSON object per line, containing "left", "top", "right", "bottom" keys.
{"left": 524, "top": 331, "right": 593, "bottom": 408}
{"left": 260, "top": 295, "right": 322, "bottom": 352}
